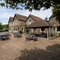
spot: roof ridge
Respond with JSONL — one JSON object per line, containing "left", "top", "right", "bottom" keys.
{"left": 15, "top": 13, "right": 27, "bottom": 17}
{"left": 8, "top": 17, "right": 13, "bottom": 23}
{"left": 30, "top": 14, "right": 42, "bottom": 19}
{"left": 29, "top": 14, "right": 43, "bottom": 21}
{"left": 15, "top": 13, "right": 27, "bottom": 21}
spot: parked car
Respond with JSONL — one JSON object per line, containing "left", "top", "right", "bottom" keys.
{"left": 25, "top": 34, "right": 38, "bottom": 41}
{"left": 13, "top": 32, "right": 22, "bottom": 37}
{"left": 0, "top": 34, "right": 9, "bottom": 40}
{"left": 5, "top": 32, "right": 11, "bottom": 36}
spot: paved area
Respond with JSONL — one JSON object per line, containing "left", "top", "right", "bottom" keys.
{"left": 0, "top": 34, "right": 60, "bottom": 60}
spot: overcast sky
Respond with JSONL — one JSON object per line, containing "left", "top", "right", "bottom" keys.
{"left": 0, "top": 6, "right": 52, "bottom": 24}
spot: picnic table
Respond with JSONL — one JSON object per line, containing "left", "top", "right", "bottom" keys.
{"left": 25, "top": 34, "right": 38, "bottom": 41}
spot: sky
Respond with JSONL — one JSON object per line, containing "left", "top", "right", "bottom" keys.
{"left": 0, "top": 5, "right": 52, "bottom": 24}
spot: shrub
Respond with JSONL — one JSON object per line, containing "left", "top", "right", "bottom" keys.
{"left": 55, "top": 33, "right": 60, "bottom": 37}
{"left": 59, "top": 33, "right": 60, "bottom": 37}
{"left": 19, "top": 31, "right": 23, "bottom": 34}
{"left": 5, "top": 28, "right": 9, "bottom": 31}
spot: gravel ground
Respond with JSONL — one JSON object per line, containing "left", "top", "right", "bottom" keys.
{"left": 0, "top": 33, "right": 60, "bottom": 60}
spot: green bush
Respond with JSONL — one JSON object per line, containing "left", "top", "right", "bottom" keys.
{"left": 59, "top": 33, "right": 60, "bottom": 37}
{"left": 19, "top": 31, "right": 23, "bottom": 34}
{"left": 55, "top": 33, "right": 60, "bottom": 37}
{"left": 5, "top": 28, "right": 9, "bottom": 31}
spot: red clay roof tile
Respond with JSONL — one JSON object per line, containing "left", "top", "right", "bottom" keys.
{"left": 30, "top": 14, "right": 43, "bottom": 21}
{"left": 15, "top": 14, "right": 27, "bottom": 21}
{"left": 27, "top": 20, "right": 50, "bottom": 28}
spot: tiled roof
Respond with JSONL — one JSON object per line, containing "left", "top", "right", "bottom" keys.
{"left": 15, "top": 14, "right": 27, "bottom": 21}
{"left": 27, "top": 20, "right": 51, "bottom": 28}
{"left": 54, "top": 24, "right": 60, "bottom": 27}
{"left": 29, "top": 14, "right": 43, "bottom": 21}
{"left": 8, "top": 17, "right": 13, "bottom": 23}
{"left": 44, "top": 20, "right": 52, "bottom": 26}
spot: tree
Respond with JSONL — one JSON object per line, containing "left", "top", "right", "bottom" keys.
{"left": 0, "top": 0, "right": 60, "bottom": 22}
{"left": 2, "top": 24, "right": 9, "bottom": 31}
{"left": 3, "top": 24, "right": 9, "bottom": 28}
{"left": 52, "top": 4, "right": 60, "bottom": 23}
{"left": 0, "top": 22, "right": 3, "bottom": 30}
{"left": 0, "top": 0, "right": 58, "bottom": 10}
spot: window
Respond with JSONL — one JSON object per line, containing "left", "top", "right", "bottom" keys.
{"left": 29, "top": 20, "right": 31, "bottom": 22}
{"left": 16, "top": 28, "right": 17, "bottom": 31}
{"left": 29, "top": 20, "right": 31, "bottom": 24}
{"left": 14, "top": 28, "right": 17, "bottom": 31}
{"left": 14, "top": 28, "right": 15, "bottom": 30}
